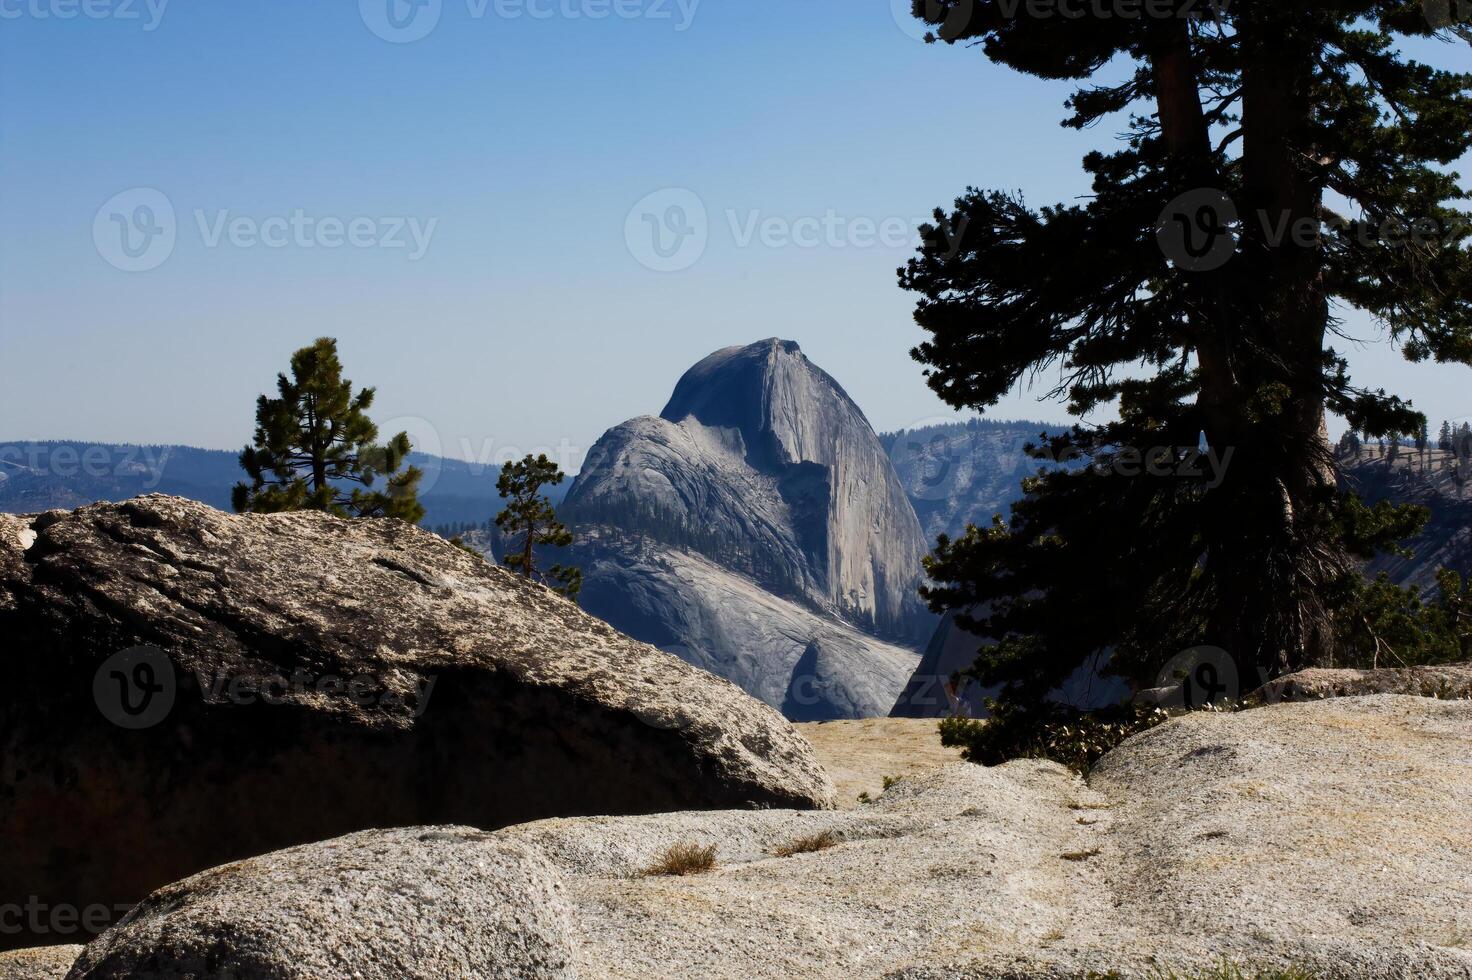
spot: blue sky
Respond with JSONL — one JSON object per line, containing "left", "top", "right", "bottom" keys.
{"left": 1, "top": 2, "right": 1468, "bottom": 469}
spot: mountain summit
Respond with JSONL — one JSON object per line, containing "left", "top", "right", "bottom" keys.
{"left": 562, "top": 339, "right": 931, "bottom": 719}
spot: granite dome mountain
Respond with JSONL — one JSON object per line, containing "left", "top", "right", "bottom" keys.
{"left": 559, "top": 339, "right": 932, "bottom": 720}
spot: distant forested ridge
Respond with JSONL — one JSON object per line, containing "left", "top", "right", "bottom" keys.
{"left": 879, "top": 419, "right": 1064, "bottom": 542}
{"left": 0, "top": 441, "right": 562, "bottom": 527}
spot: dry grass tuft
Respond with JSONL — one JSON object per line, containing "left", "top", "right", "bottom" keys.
{"left": 772, "top": 830, "right": 840, "bottom": 858}
{"left": 641, "top": 842, "right": 718, "bottom": 877}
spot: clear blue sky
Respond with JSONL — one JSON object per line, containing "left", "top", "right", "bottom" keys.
{"left": 2, "top": 2, "right": 1468, "bottom": 469}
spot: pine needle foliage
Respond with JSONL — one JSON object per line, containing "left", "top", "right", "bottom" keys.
{"left": 232, "top": 338, "right": 424, "bottom": 523}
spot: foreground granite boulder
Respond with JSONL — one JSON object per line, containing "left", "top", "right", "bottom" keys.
{"left": 508, "top": 695, "right": 1472, "bottom": 979}
{"left": 65, "top": 828, "right": 575, "bottom": 980}
{"left": 0, "top": 947, "right": 82, "bottom": 980}
{"left": 1250, "top": 660, "right": 1472, "bottom": 704}
{"left": 69, "top": 695, "right": 1472, "bottom": 978}
{"left": 0, "top": 496, "right": 834, "bottom": 951}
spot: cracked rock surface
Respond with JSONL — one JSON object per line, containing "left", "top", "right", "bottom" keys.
{"left": 64, "top": 828, "right": 577, "bottom": 980}
{"left": 59, "top": 694, "right": 1472, "bottom": 979}
{"left": 539, "top": 695, "right": 1472, "bottom": 979}
{"left": 0, "top": 496, "right": 833, "bottom": 953}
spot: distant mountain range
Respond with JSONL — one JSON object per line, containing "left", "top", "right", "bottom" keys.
{"left": 878, "top": 418, "right": 1064, "bottom": 543}
{"left": 0, "top": 442, "right": 555, "bottom": 527}
{"left": 9, "top": 387, "right": 1467, "bottom": 725}
{"left": 883, "top": 427, "right": 1472, "bottom": 717}
{"left": 1346, "top": 444, "right": 1472, "bottom": 590}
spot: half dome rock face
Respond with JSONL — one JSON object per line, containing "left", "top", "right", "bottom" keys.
{"left": 0, "top": 496, "right": 834, "bottom": 952}
{"left": 562, "top": 340, "right": 931, "bottom": 720}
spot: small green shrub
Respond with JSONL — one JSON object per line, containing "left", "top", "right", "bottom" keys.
{"left": 940, "top": 701, "right": 1172, "bottom": 773}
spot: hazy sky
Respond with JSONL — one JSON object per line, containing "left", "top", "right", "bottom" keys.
{"left": 2, "top": 2, "right": 1468, "bottom": 470}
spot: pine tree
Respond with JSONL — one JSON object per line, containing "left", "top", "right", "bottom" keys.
{"left": 901, "top": 2, "right": 1471, "bottom": 705}
{"left": 1439, "top": 420, "right": 1454, "bottom": 453}
{"left": 495, "top": 454, "right": 582, "bottom": 599}
{"left": 232, "top": 338, "right": 424, "bottom": 522}
{"left": 1416, "top": 420, "right": 1429, "bottom": 470}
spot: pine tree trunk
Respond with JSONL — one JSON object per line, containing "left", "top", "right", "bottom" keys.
{"left": 1150, "top": 14, "right": 1342, "bottom": 680}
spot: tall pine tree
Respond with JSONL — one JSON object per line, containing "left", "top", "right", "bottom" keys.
{"left": 232, "top": 338, "right": 424, "bottom": 523}
{"left": 901, "top": 2, "right": 1471, "bottom": 703}
{"left": 495, "top": 454, "right": 582, "bottom": 599}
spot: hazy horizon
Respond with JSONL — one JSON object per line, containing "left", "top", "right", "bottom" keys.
{"left": 3, "top": 3, "right": 1468, "bottom": 462}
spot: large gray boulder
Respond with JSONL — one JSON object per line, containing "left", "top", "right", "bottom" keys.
{"left": 506, "top": 695, "right": 1472, "bottom": 978}
{"left": 0, "top": 496, "right": 834, "bottom": 952}
{"left": 65, "top": 828, "right": 576, "bottom": 980}
{"left": 55, "top": 696, "right": 1472, "bottom": 978}
{"left": 1250, "top": 660, "right": 1472, "bottom": 704}
{"left": 562, "top": 339, "right": 931, "bottom": 719}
